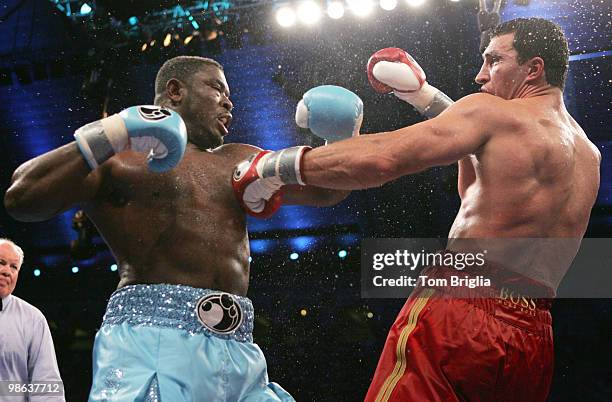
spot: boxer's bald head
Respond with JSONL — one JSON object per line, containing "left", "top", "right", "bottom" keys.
{"left": 491, "top": 18, "right": 569, "bottom": 90}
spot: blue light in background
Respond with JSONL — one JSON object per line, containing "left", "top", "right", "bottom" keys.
{"left": 129, "top": 16, "right": 138, "bottom": 26}
{"left": 33, "top": 269, "right": 41, "bottom": 277}
{"left": 110, "top": 264, "right": 118, "bottom": 272}
{"left": 290, "top": 236, "right": 316, "bottom": 252}
{"left": 338, "top": 250, "right": 348, "bottom": 259}
{"left": 250, "top": 239, "right": 274, "bottom": 254}
{"left": 289, "top": 252, "right": 299, "bottom": 260}
{"left": 71, "top": 266, "right": 79, "bottom": 273}
{"left": 568, "top": 50, "right": 612, "bottom": 62}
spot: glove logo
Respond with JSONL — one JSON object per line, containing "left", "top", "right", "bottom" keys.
{"left": 232, "top": 156, "right": 255, "bottom": 182}
{"left": 138, "top": 106, "right": 172, "bottom": 121}
{"left": 195, "top": 293, "right": 243, "bottom": 334}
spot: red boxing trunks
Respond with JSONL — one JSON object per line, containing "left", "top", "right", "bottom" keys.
{"left": 365, "top": 264, "right": 554, "bottom": 402}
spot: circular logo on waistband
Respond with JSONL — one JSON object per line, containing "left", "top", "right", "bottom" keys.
{"left": 195, "top": 293, "right": 243, "bottom": 334}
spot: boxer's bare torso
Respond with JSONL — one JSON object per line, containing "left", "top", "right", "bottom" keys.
{"left": 447, "top": 96, "right": 600, "bottom": 288}
{"left": 451, "top": 95, "right": 600, "bottom": 239}
{"left": 84, "top": 143, "right": 257, "bottom": 295}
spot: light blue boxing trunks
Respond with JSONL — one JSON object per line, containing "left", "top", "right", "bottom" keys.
{"left": 89, "top": 284, "right": 294, "bottom": 402}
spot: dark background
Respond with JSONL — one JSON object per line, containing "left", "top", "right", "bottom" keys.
{"left": 0, "top": 0, "right": 610, "bottom": 400}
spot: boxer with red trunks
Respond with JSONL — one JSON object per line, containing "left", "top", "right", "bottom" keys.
{"left": 367, "top": 259, "right": 556, "bottom": 402}
{"left": 233, "top": 18, "right": 600, "bottom": 401}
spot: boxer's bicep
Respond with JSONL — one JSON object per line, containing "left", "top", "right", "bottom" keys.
{"left": 385, "top": 95, "right": 493, "bottom": 175}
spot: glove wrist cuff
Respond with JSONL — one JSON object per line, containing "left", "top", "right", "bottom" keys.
{"left": 260, "top": 146, "right": 312, "bottom": 185}
{"left": 395, "top": 84, "right": 454, "bottom": 119}
{"left": 73, "top": 114, "right": 128, "bottom": 170}
{"left": 393, "top": 82, "right": 436, "bottom": 110}
{"left": 101, "top": 114, "right": 129, "bottom": 152}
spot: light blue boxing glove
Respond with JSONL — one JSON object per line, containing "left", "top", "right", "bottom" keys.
{"left": 74, "top": 105, "right": 187, "bottom": 173}
{"left": 295, "top": 85, "right": 363, "bottom": 143}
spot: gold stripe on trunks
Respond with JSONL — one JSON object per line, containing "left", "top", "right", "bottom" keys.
{"left": 375, "top": 289, "right": 434, "bottom": 402}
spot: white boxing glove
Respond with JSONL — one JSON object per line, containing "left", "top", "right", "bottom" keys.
{"left": 367, "top": 48, "right": 454, "bottom": 118}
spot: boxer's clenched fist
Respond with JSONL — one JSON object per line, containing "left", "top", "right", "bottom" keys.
{"left": 367, "top": 48, "right": 454, "bottom": 119}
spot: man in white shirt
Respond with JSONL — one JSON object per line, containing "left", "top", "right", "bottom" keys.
{"left": 0, "top": 238, "right": 65, "bottom": 402}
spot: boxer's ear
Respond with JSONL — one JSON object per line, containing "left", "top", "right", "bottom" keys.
{"left": 526, "top": 57, "right": 545, "bottom": 83}
{"left": 166, "top": 78, "right": 185, "bottom": 105}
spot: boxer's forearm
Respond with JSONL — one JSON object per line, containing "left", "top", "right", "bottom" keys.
{"left": 282, "top": 184, "right": 350, "bottom": 207}
{"left": 4, "top": 142, "right": 102, "bottom": 222}
{"left": 300, "top": 130, "right": 423, "bottom": 190}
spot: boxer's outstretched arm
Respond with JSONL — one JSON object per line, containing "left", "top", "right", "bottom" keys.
{"left": 300, "top": 94, "right": 500, "bottom": 190}
{"left": 4, "top": 142, "right": 107, "bottom": 222}
{"left": 281, "top": 185, "right": 350, "bottom": 207}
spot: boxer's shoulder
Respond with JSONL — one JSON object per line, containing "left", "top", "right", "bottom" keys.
{"left": 212, "top": 143, "right": 263, "bottom": 161}
{"left": 454, "top": 93, "right": 509, "bottom": 114}
{"left": 452, "top": 93, "right": 529, "bottom": 133}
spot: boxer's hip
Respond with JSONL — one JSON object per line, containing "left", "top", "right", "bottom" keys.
{"left": 416, "top": 260, "right": 553, "bottom": 334}
{"left": 101, "top": 283, "right": 254, "bottom": 342}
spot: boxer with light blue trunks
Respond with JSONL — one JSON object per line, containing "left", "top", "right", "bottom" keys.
{"left": 5, "top": 56, "right": 354, "bottom": 400}
{"left": 90, "top": 284, "right": 291, "bottom": 401}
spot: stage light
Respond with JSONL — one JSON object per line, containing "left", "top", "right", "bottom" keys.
{"left": 348, "top": 0, "right": 374, "bottom": 17}
{"left": 141, "top": 43, "right": 148, "bottom": 51}
{"left": 150, "top": 40, "right": 156, "bottom": 47}
{"left": 248, "top": 256, "right": 253, "bottom": 263}
{"left": 380, "top": 0, "right": 397, "bottom": 10}
{"left": 184, "top": 35, "right": 194, "bottom": 45}
{"left": 367, "top": 311, "right": 374, "bottom": 318}
{"left": 128, "top": 16, "right": 138, "bottom": 26}
{"left": 406, "top": 0, "right": 426, "bottom": 7}
{"left": 80, "top": 3, "right": 92, "bottom": 15}
{"left": 250, "top": 239, "right": 273, "bottom": 254}
{"left": 297, "top": 1, "right": 322, "bottom": 25}
{"left": 110, "top": 264, "right": 118, "bottom": 272}
{"left": 290, "top": 236, "right": 316, "bottom": 252}
{"left": 290, "top": 252, "right": 299, "bottom": 260}
{"left": 276, "top": 6, "right": 297, "bottom": 28}
{"left": 33, "top": 269, "right": 41, "bottom": 277}
{"left": 300, "top": 308, "right": 308, "bottom": 316}
{"left": 327, "top": 1, "right": 345, "bottom": 19}
{"left": 72, "top": 266, "right": 79, "bottom": 274}
{"left": 163, "top": 33, "right": 172, "bottom": 47}
{"left": 338, "top": 250, "right": 348, "bottom": 259}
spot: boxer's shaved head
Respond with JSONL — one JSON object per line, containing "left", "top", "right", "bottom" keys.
{"left": 491, "top": 18, "right": 569, "bottom": 90}
{"left": 154, "top": 56, "right": 223, "bottom": 105}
